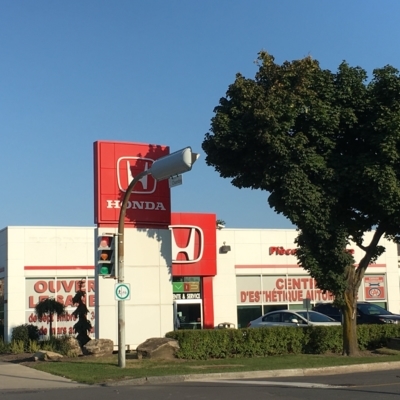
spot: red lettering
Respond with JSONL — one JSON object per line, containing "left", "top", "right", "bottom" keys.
{"left": 28, "top": 296, "right": 36, "bottom": 308}
{"left": 276, "top": 278, "right": 284, "bottom": 290}
{"left": 64, "top": 295, "right": 73, "bottom": 307}
{"left": 269, "top": 247, "right": 297, "bottom": 255}
{"left": 87, "top": 280, "right": 95, "bottom": 293}
{"left": 89, "top": 294, "right": 95, "bottom": 307}
{"left": 61, "top": 280, "right": 74, "bottom": 293}
{"left": 34, "top": 281, "right": 47, "bottom": 293}
{"left": 240, "top": 291, "right": 247, "bottom": 302}
{"left": 249, "top": 291, "right": 255, "bottom": 302}
{"left": 291, "top": 279, "right": 300, "bottom": 289}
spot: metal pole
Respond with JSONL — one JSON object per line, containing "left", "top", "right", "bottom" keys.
{"left": 117, "top": 170, "right": 149, "bottom": 368}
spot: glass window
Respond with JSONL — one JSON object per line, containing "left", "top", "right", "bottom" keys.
{"left": 289, "top": 303, "right": 305, "bottom": 310}
{"left": 297, "top": 311, "right": 334, "bottom": 322}
{"left": 358, "top": 303, "right": 391, "bottom": 316}
{"left": 237, "top": 306, "right": 262, "bottom": 328}
{"left": 263, "top": 304, "right": 287, "bottom": 314}
{"left": 263, "top": 312, "right": 282, "bottom": 323}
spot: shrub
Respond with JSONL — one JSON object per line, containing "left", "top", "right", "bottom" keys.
{"left": 166, "top": 324, "right": 400, "bottom": 359}
{"left": 11, "top": 324, "right": 40, "bottom": 351}
{"left": 9, "top": 340, "right": 25, "bottom": 354}
{"left": 0, "top": 338, "right": 9, "bottom": 353}
{"left": 28, "top": 339, "right": 40, "bottom": 353}
{"left": 40, "top": 336, "right": 74, "bottom": 356}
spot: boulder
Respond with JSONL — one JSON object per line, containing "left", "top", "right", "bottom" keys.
{"left": 83, "top": 339, "right": 114, "bottom": 357}
{"left": 136, "top": 337, "right": 179, "bottom": 360}
{"left": 64, "top": 337, "right": 83, "bottom": 357}
{"left": 33, "top": 350, "right": 63, "bottom": 361}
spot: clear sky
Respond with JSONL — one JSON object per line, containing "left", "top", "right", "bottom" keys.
{"left": 2, "top": 1, "right": 400, "bottom": 229}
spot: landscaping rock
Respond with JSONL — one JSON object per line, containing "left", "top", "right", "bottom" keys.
{"left": 64, "top": 337, "right": 83, "bottom": 357}
{"left": 83, "top": 338, "right": 114, "bottom": 357}
{"left": 32, "top": 350, "right": 63, "bottom": 361}
{"left": 136, "top": 337, "right": 179, "bottom": 360}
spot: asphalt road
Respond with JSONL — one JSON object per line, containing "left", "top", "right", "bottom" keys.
{"left": 1, "top": 369, "right": 400, "bottom": 399}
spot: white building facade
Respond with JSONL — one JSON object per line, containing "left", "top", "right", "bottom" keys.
{"left": 0, "top": 223, "right": 398, "bottom": 345}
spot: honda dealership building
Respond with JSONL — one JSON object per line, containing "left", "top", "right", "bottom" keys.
{"left": 0, "top": 141, "right": 399, "bottom": 347}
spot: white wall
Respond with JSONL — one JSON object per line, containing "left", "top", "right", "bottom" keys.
{"left": 95, "top": 227, "right": 173, "bottom": 349}
{"left": 4, "top": 226, "right": 95, "bottom": 341}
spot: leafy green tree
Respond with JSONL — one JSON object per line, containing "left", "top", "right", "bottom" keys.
{"left": 202, "top": 51, "right": 400, "bottom": 356}
{"left": 35, "top": 298, "right": 66, "bottom": 339}
{"left": 72, "top": 280, "right": 92, "bottom": 347}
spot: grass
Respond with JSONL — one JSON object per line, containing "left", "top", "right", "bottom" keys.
{"left": 28, "top": 349, "right": 400, "bottom": 385}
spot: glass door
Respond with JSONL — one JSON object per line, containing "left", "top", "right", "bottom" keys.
{"left": 174, "top": 300, "right": 202, "bottom": 330}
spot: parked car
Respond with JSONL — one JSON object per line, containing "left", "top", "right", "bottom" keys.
{"left": 247, "top": 309, "right": 340, "bottom": 328}
{"left": 313, "top": 302, "right": 400, "bottom": 324}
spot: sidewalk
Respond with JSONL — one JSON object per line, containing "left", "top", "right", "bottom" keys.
{"left": 0, "top": 361, "right": 87, "bottom": 390}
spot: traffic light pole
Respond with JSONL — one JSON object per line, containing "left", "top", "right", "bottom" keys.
{"left": 115, "top": 147, "right": 199, "bottom": 368}
{"left": 117, "top": 169, "right": 149, "bottom": 368}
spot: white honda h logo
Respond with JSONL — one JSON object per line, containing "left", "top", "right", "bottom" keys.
{"left": 169, "top": 225, "right": 204, "bottom": 263}
{"left": 116, "top": 156, "right": 157, "bottom": 194}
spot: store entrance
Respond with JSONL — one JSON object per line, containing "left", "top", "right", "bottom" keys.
{"left": 174, "top": 300, "right": 202, "bottom": 330}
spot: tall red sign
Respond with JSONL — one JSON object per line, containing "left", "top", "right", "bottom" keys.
{"left": 170, "top": 213, "right": 217, "bottom": 276}
{"left": 94, "top": 141, "right": 171, "bottom": 228}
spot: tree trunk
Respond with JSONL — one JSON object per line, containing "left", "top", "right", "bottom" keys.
{"left": 342, "top": 289, "right": 359, "bottom": 355}
{"left": 342, "top": 265, "right": 360, "bottom": 356}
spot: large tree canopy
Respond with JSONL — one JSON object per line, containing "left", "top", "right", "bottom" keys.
{"left": 202, "top": 52, "right": 400, "bottom": 355}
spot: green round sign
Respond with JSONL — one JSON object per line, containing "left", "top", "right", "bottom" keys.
{"left": 115, "top": 283, "right": 131, "bottom": 301}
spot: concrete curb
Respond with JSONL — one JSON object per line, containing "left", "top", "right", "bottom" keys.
{"left": 102, "top": 361, "right": 400, "bottom": 386}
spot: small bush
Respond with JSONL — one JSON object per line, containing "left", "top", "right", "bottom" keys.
{"left": 28, "top": 339, "right": 40, "bottom": 353}
{"left": 40, "top": 336, "right": 74, "bottom": 356}
{"left": 9, "top": 340, "right": 25, "bottom": 354}
{"left": 0, "top": 339, "right": 9, "bottom": 353}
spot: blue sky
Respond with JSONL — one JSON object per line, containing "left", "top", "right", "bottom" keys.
{"left": 1, "top": 1, "right": 400, "bottom": 229}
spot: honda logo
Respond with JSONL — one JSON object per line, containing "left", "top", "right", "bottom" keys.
{"left": 116, "top": 156, "right": 157, "bottom": 194}
{"left": 169, "top": 225, "right": 204, "bottom": 263}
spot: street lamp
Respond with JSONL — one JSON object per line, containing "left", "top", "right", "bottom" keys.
{"left": 117, "top": 147, "right": 199, "bottom": 368}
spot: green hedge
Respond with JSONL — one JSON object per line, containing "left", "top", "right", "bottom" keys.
{"left": 166, "top": 325, "right": 400, "bottom": 360}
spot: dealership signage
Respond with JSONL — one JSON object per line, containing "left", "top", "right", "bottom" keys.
{"left": 173, "top": 281, "right": 201, "bottom": 300}
{"left": 25, "top": 278, "right": 95, "bottom": 337}
{"left": 94, "top": 141, "right": 171, "bottom": 227}
{"left": 237, "top": 274, "right": 386, "bottom": 304}
{"left": 269, "top": 247, "right": 355, "bottom": 256}
{"left": 237, "top": 276, "right": 334, "bottom": 304}
{"left": 364, "top": 275, "right": 386, "bottom": 300}
{"left": 170, "top": 213, "right": 217, "bottom": 276}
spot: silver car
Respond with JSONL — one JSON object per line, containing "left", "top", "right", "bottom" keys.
{"left": 247, "top": 309, "right": 341, "bottom": 328}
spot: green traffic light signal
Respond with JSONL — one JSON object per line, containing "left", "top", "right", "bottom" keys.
{"left": 97, "top": 234, "right": 116, "bottom": 277}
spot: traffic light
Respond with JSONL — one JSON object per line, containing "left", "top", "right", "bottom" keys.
{"left": 97, "top": 234, "right": 116, "bottom": 277}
